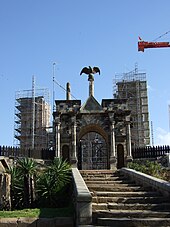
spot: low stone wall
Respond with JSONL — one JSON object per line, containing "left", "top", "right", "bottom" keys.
{"left": 0, "top": 217, "right": 73, "bottom": 227}
{"left": 121, "top": 167, "right": 170, "bottom": 197}
{"left": 72, "top": 168, "right": 92, "bottom": 226}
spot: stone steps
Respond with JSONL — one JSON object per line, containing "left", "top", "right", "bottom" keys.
{"left": 83, "top": 177, "right": 122, "bottom": 181}
{"left": 88, "top": 185, "right": 147, "bottom": 192}
{"left": 86, "top": 182, "right": 139, "bottom": 187}
{"left": 84, "top": 179, "right": 134, "bottom": 183}
{"left": 93, "top": 210, "right": 170, "bottom": 218}
{"left": 80, "top": 170, "right": 170, "bottom": 226}
{"left": 92, "top": 196, "right": 167, "bottom": 204}
{"left": 97, "top": 217, "right": 170, "bottom": 227}
{"left": 92, "top": 191, "right": 160, "bottom": 197}
{"left": 92, "top": 202, "right": 170, "bottom": 211}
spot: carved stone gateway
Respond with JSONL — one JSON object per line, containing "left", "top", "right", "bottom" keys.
{"left": 53, "top": 69, "right": 132, "bottom": 170}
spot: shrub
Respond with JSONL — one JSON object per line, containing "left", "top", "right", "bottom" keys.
{"left": 36, "top": 158, "right": 72, "bottom": 208}
{"left": 128, "top": 160, "right": 163, "bottom": 178}
{"left": 7, "top": 157, "right": 72, "bottom": 210}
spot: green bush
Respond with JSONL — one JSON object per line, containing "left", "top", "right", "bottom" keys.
{"left": 7, "top": 157, "right": 72, "bottom": 210}
{"left": 35, "top": 157, "right": 72, "bottom": 208}
{"left": 128, "top": 160, "right": 163, "bottom": 178}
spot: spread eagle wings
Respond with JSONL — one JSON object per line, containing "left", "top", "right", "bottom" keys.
{"left": 92, "top": 67, "right": 100, "bottom": 75}
{"left": 80, "top": 67, "right": 91, "bottom": 75}
{"left": 80, "top": 66, "right": 100, "bottom": 75}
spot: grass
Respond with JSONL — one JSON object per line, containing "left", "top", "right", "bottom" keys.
{"left": 0, "top": 206, "right": 73, "bottom": 218}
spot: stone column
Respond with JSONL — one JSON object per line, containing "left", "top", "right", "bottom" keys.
{"left": 66, "top": 82, "right": 71, "bottom": 100}
{"left": 88, "top": 74, "right": 94, "bottom": 97}
{"left": 55, "top": 122, "right": 61, "bottom": 157}
{"left": 126, "top": 122, "right": 133, "bottom": 162}
{"left": 71, "top": 122, "right": 78, "bottom": 167}
{"left": 110, "top": 121, "right": 117, "bottom": 170}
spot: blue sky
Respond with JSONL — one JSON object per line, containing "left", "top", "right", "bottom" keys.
{"left": 1, "top": 0, "right": 170, "bottom": 146}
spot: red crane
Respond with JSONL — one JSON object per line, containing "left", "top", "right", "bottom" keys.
{"left": 138, "top": 38, "right": 170, "bottom": 52}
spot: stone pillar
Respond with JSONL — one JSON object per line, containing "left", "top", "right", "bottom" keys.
{"left": 66, "top": 82, "right": 71, "bottom": 100}
{"left": 71, "top": 122, "right": 78, "bottom": 167}
{"left": 55, "top": 122, "right": 61, "bottom": 157}
{"left": 88, "top": 74, "right": 94, "bottom": 97}
{"left": 110, "top": 121, "right": 117, "bottom": 170}
{"left": 126, "top": 122, "right": 133, "bottom": 162}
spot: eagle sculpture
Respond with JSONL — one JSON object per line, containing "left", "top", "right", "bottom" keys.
{"left": 80, "top": 66, "right": 100, "bottom": 75}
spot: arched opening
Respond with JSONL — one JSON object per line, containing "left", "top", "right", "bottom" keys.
{"left": 62, "top": 145, "right": 70, "bottom": 163}
{"left": 78, "top": 132, "right": 108, "bottom": 170}
{"left": 117, "top": 144, "right": 125, "bottom": 169}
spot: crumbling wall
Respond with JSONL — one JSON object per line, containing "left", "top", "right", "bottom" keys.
{"left": 0, "top": 173, "right": 11, "bottom": 210}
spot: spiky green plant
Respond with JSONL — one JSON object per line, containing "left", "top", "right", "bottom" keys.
{"left": 17, "top": 158, "right": 37, "bottom": 208}
{"left": 7, "top": 165, "right": 24, "bottom": 209}
{"left": 36, "top": 158, "right": 71, "bottom": 207}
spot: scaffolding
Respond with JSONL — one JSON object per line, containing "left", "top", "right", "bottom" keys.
{"left": 14, "top": 87, "right": 52, "bottom": 151}
{"left": 113, "top": 65, "right": 150, "bottom": 148}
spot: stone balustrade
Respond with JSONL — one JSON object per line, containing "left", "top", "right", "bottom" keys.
{"left": 121, "top": 167, "right": 170, "bottom": 197}
{"left": 72, "top": 168, "right": 92, "bottom": 226}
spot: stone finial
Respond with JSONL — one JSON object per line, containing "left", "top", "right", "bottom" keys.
{"left": 80, "top": 66, "right": 100, "bottom": 97}
{"left": 66, "top": 82, "right": 71, "bottom": 100}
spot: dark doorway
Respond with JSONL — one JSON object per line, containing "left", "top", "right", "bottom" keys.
{"left": 117, "top": 144, "right": 124, "bottom": 169}
{"left": 62, "top": 145, "right": 70, "bottom": 163}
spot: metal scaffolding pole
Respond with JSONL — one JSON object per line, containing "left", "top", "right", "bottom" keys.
{"left": 32, "top": 75, "right": 35, "bottom": 150}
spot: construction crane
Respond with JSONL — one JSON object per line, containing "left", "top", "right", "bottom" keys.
{"left": 138, "top": 31, "right": 170, "bottom": 52}
{"left": 138, "top": 38, "right": 170, "bottom": 52}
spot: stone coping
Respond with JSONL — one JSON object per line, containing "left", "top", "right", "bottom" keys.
{"left": 121, "top": 167, "right": 170, "bottom": 197}
{"left": 72, "top": 168, "right": 92, "bottom": 225}
{"left": 72, "top": 168, "right": 92, "bottom": 202}
{"left": 0, "top": 217, "right": 73, "bottom": 227}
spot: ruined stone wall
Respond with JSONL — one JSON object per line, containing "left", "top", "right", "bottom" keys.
{"left": 0, "top": 173, "right": 11, "bottom": 210}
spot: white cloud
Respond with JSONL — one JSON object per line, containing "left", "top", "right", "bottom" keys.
{"left": 155, "top": 127, "right": 170, "bottom": 145}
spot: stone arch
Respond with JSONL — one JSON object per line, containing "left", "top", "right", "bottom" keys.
{"left": 117, "top": 144, "right": 125, "bottom": 169}
{"left": 78, "top": 124, "right": 109, "bottom": 170}
{"left": 78, "top": 124, "right": 109, "bottom": 144}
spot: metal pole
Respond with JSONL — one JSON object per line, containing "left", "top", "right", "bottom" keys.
{"left": 32, "top": 75, "right": 35, "bottom": 150}
{"left": 151, "top": 121, "right": 154, "bottom": 146}
{"left": 53, "top": 63, "right": 56, "bottom": 112}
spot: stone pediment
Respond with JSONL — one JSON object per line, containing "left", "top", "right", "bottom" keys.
{"left": 80, "top": 95, "right": 103, "bottom": 113}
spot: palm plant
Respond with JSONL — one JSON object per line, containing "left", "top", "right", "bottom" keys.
{"left": 48, "top": 157, "right": 71, "bottom": 190}
{"left": 6, "top": 165, "right": 24, "bottom": 209}
{"left": 36, "top": 158, "right": 71, "bottom": 207}
{"left": 17, "top": 157, "right": 37, "bottom": 208}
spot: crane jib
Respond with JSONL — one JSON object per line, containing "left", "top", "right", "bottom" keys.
{"left": 138, "top": 41, "right": 170, "bottom": 52}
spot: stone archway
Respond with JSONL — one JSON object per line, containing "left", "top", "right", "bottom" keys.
{"left": 78, "top": 124, "right": 109, "bottom": 170}
{"left": 78, "top": 124, "right": 109, "bottom": 144}
{"left": 117, "top": 144, "right": 125, "bottom": 169}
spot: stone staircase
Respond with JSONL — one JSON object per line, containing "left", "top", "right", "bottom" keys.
{"left": 80, "top": 170, "right": 170, "bottom": 227}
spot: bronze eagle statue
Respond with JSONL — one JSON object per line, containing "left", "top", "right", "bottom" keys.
{"left": 80, "top": 66, "right": 100, "bottom": 75}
